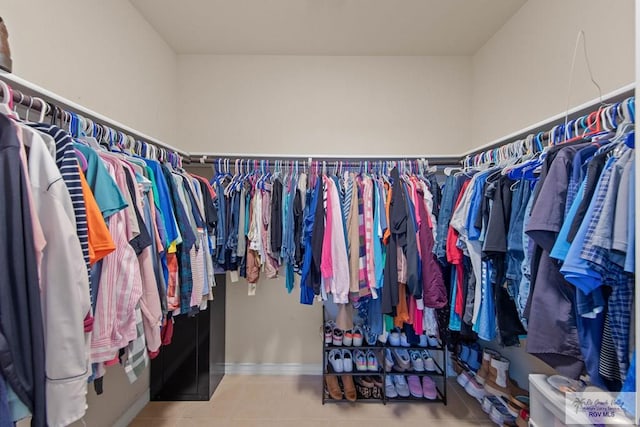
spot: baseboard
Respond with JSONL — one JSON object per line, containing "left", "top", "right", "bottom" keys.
{"left": 113, "top": 389, "right": 150, "bottom": 427}
{"left": 225, "top": 363, "right": 322, "bottom": 375}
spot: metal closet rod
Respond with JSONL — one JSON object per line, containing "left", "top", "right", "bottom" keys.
{"left": 189, "top": 152, "right": 462, "bottom": 166}
{"left": 0, "top": 72, "right": 190, "bottom": 158}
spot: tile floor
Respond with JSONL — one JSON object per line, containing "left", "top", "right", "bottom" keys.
{"left": 131, "top": 375, "right": 494, "bottom": 426}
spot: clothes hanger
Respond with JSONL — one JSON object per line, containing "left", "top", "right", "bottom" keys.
{"left": 0, "top": 81, "right": 18, "bottom": 119}
{"left": 75, "top": 148, "right": 88, "bottom": 171}
{"left": 12, "top": 91, "right": 22, "bottom": 116}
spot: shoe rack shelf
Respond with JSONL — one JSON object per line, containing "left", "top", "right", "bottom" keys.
{"left": 322, "top": 309, "right": 447, "bottom": 406}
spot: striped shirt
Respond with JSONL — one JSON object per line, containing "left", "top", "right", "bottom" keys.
{"left": 28, "top": 124, "right": 92, "bottom": 302}
{"left": 363, "top": 176, "right": 376, "bottom": 296}
{"left": 91, "top": 156, "right": 142, "bottom": 362}
{"left": 356, "top": 180, "right": 370, "bottom": 299}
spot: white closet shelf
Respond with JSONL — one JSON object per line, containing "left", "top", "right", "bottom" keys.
{"left": 0, "top": 71, "right": 190, "bottom": 157}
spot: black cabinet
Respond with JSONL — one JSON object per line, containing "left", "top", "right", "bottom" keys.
{"left": 150, "top": 273, "right": 226, "bottom": 401}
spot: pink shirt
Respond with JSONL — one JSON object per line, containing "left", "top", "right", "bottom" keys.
{"left": 323, "top": 178, "right": 350, "bottom": 303}
{"left": 91, "top": 155, "right": 143, "bottom": 363}
{"left": 363, "top": 177, "right": 376, "bottom": 294}
{"left": 321, "top": 177, "right": 333, "bottom": 282}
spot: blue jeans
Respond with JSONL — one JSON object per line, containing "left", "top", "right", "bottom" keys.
{"left": 517, "top": 181, "right": 537, "bottom": 328}
{"left": 434, "top": 175, "right": 458, "bottom": 262}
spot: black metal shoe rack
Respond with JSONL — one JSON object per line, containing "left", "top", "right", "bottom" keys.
{"left": 321, "top": 308, "right": 447, "bottom": 405}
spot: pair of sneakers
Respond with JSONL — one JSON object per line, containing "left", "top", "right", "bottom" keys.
{"left": 328, "top": 349, "right": 353, "bottom": 373}
{"left": 482, "top": 395, "right": 516, "bottom": 425}
{"left": 409, "top": 350, "right": 437, "bottom": 372}
{"left": 343, "top": 326, "right": 364, "bottom": 346}
{"left": 328, "top": 349, "right": 376, "bottom": 372}
{"left": 418, "top": 335, "right": 441, "bottom": 348}
{"left": 354, "top": 350, "right": 379, "bottom": 372}
{"left": 325, "top": 321, "right": 365, "bottom": 347}
{"left": 388, "top": 328, "right": 410, "bottom": 347}
{"left": 384, "top": 349, "right": 436, "bottom": 373}
{"left": 458, "top": 342, "right": 481, "bottom": 371}
{"left": 385, "top": 375, "right": 437, "bottom": 399}
{"left": 457, "top": 369, "right": 486, "bottom": 401}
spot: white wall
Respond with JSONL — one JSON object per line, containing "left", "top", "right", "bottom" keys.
{"left": 2, "top": 1, "right": 177, "bottom": 425}
{"left": 2, "top": 0, "right": 178, "bottom": 145}
{"left": 177, "top": 54, "right": 472, "bottom": 156}
{"left": 471, "top": 0, "right": 635, "bottom": 149}
{"left": 178, "top": 54, "right": 472, "bottom": 366}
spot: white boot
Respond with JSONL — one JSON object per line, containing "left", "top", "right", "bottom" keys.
{"left": 492, "top": 357, "right": 510, "bottom": 388}
{"left": 484, "top": 356, "right": 511, "bottom": 398}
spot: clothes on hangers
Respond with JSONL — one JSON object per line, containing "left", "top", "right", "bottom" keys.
{"left": 435, "top": 101, "right": 635, "bottom": 393}
{"left": 0, "top": 110, "right": 216, "bottom": 427}
{"left": 211, "top": 160, "right": 447, "bottom": 342}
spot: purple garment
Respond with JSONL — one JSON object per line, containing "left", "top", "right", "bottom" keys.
{"left": 416, "top": 187, "right": 447, "bottom": 308}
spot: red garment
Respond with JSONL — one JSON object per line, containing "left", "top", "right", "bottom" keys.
{"left": 166, "top": 253, "right": 180, "bottom": 311}
{"left": 446, "top": 180, "right": 470, "bottom": 317}
{"left": 191, "top": 174, "right": 216, "bottom": 199}
{"left": 83, "top": 313, "right": 94, "bottom": 333}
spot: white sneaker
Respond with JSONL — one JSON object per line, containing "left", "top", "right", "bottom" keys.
{"left": 393, "top": 375, "right": 410, "bottom": 397}
{"left": 342, "top": 349, "right": 353, "bottom": 372}
{"left": 352, "top": 325, "right": 364, "bottom": 347}
{"left": 328, "top": 349, "right": 343, "bottom": 373}
{"left": 388, "top": 328, "right": 401, "bottom": 346}
{"left": 427, "top": 336, "right": 440, "bottom": 348}
{"left": 457, "top": 370, "right": 473, "bottom": 388}
{"left": 409, "top": 350, "right": 425, "bottom": 372}
{"left": 385, "top": 375, "right": 398, "bottom": 398}
{"left": 420, "top": 350, "right": 437, "bottom": 372}
{"left": 354, "top": 350, "right": 367, "bottom": 371}
{"left": 392, "top": 349, "right": 411, "bottom": 370}
{"left": 464, "top": 376, "right": 486, "bottom": 401}
{"left": 366, "top": 350, "right": 379, "bottom": 372}
{"left": 400, "top": 332, "right": 411, "bottom": 347}
{"left": 384, "top": 349, "right": 395, "bottom": 372}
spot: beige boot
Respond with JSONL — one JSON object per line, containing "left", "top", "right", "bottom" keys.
{"left": 0, "top": 17, "right": 12, "bottom": 73}
{"left": 484, "top": 356, "right": 510, "bottom": 397}
{"left": 325, "top": 375, "right": 343, "bottom": 400}
{"left": 341, "top": 376, "right": 357, "bottom": 402}
{"left": 476, "top": 348, "right": 501, "bottom": 384}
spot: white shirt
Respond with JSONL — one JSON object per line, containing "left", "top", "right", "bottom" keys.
{"left": 26, "top": 130, "right": 91, "bottom": 427}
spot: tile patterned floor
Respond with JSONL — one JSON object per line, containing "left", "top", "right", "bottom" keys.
{"left": 131, "top": 375, "right": 494, "bottom": 426}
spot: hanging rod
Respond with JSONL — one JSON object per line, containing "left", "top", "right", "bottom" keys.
{"left": 461, "top": 83, "right": 635, "bottom": 159}
{"left": 188, "top": 151, "right": 462, "bottom": 166}
{"left": 0, "top": 72, "right": 190, "bottom": 158}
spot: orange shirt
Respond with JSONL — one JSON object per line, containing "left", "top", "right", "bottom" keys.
{"left": 383, "top": 182, "right": 392, "bottom": 244}
{"left": 79, "top": 167, "right": 116, "bottom": 264}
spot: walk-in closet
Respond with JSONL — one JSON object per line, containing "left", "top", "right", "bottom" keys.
{"left": 0, "top": 1, "right": 637, "bottom": 426}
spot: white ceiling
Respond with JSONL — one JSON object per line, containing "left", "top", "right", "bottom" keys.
{"left": 130, "top": 0, "right": 527, "bottom": 55}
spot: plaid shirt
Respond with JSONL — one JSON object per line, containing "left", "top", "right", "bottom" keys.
{"left": 579, "top": 148, "right": 634, "bottom": 383}
{"left": 580, "top": 148, "right": 632, "bottom": 269}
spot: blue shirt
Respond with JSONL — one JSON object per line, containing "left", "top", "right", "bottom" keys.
{"left": 145, "top": 159, "right": 181, "bottom": 249}
{"left": 560, "top": 157, "right": 616, "bottom": 294}
{"left": 550, "top": 177, "right": 587, "bottom": 261}
{"left": 624, "top": 160, "right": 635, "bottom": 273}
{"left": 466, "top": 169, "right": 491, "bottom": 241}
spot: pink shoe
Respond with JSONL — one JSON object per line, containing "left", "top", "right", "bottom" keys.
{"left": 422, "top": 376, "right": 437, "bottom": 400}
{"left": 408, "top": 375, "right": 423, "bottom": 398}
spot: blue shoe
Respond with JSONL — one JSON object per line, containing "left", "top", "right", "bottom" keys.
{"left": 467, "top": 343, "right": 481, "bottom": 371}
{"left": 459, "top": 344, "right": 470, "bottom": 363}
